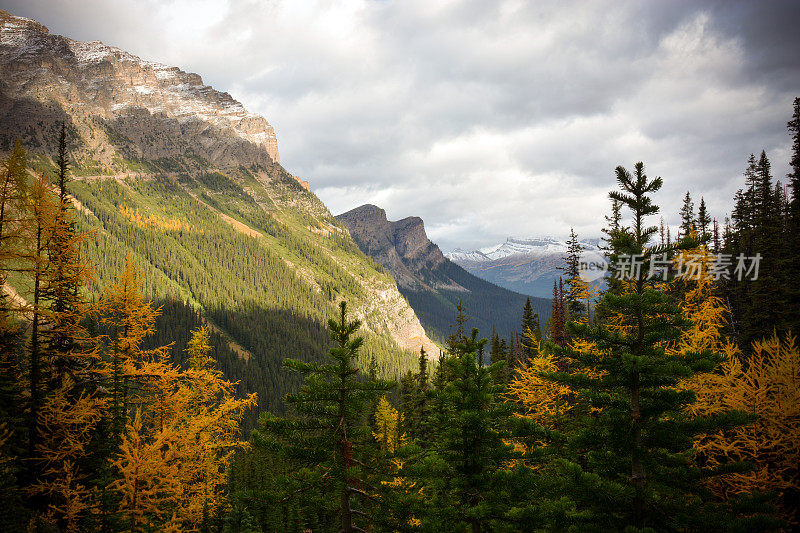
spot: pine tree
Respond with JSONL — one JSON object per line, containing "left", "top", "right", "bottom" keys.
{"left": 697, "top": 196, "right": 711, "bottom": 241}
{"left": 410, "top": 347, "right": 431, "bottom": 441}
{"left": 679, "top": 190, "right": 695, "bottom": 239}
{"left": 419, "top": 328, "right": 544, "bottom": 532}
{"left": 256, "top": 302, "right": 394, "bottom": 532}
{"left": 548, "top": 279, "right": 567, "bottom": 348}
{"left": 600, "top": 198, "right": 622, "bottom": 254}
{"left": 548, "top": 162, "right": 754, "bottom": 530}
{"left": 22, "top": 173, "right": 59, "bottom": 498}
{"left": 785, "top": 97, "right": 800, "bottom": 335}
{"left": 520, "top": 297, "right": 541, "bottom": 362}
{"left": 561, "top": 228, "right": 586, "bottom": 319}
{"left": 712, "top": 218, "right": 720, "bottom": 253}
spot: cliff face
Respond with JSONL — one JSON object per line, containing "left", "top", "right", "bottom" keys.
{"left": 0, "top": 9, "right": 279, "bottom": 168}
{"left": 337, "top": 204, "right": 552, "bottom": 343}
{"left": 336, "top": 204, "right": 459, "bottom": 292}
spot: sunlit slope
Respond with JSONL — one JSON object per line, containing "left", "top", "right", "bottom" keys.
{"left": 66, "top": 166, "right": 427, "bottom": 414}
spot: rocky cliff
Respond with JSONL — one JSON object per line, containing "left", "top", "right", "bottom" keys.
{"left": 337, "top": 204, "right": 461, "bottom": 292}
{"left": 337, "top": 204, "right": 551, "bottom": 341}
{"left": 0, "top": 9, "right": 279, "bottom": 168}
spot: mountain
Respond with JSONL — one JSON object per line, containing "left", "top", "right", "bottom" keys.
{"left": 447, "top": 236, "right": 601, "bottom": 298}
{"left": 337, "top": 205, "right": 551, "bottom": 343}
{"left": 0, "top": 10, "right": 436, "bottom": 416}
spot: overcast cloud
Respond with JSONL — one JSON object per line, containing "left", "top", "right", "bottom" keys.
{"left": 4, "top": 0, "right": 799, "bottom": 251}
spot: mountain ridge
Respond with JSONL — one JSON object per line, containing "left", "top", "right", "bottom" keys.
{"left": 0, "top": 9, "right": 436, "bottom": 414}
{"left": 446, "top": 236, "right": 601, "bottom": 298}
{"left": 337, "top": 204, "right": 550, "bottom": 342}
{"left": 0, "top": 9, "right": 280, "bottom": 168}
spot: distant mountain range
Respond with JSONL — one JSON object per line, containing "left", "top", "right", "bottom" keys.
{"left": 447, "top": 236, "right": 602, "bottom": 298}
{"left": 337, "top": 205, "right": 551, "bottom": 343}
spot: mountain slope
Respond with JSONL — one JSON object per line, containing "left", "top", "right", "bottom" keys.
{"left": 0, "top": 10, "right": 435, "bottom": 416}
{"left": 448, "top": 236, "right": 601, "bottom": 298}
{"left": 337, "top": 205, "right": 550, "bottom": 342}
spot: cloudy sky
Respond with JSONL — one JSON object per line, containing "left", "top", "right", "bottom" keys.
{"left": 6, "top": 0, "right": 799, "bottom": 251}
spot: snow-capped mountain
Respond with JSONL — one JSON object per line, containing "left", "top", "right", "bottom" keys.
{"left": 446, "top": 236, "right": 602, "bottom": 298}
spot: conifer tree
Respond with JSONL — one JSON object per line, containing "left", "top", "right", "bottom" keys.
{"left": 0, "top": 141, "right": 27, "bottom": 358}
{"left": 22, "top": 173, "right": 59, "bottom": 495}
{"left": 679, "top": 190, "right": 696, "bottom": 239}
{"left": 256, "top": 302, "right": 394, "bottom": 532}
{"left": 420, "top": 328, "right": 544, "bottom": 532}
{"left": 548, "top": 162, "right": 752, "bottom": 530}
{"left": 787, "top": 97, "right": 800, "bottom": 334}
{"left": 407, "top": 347, "right": 431, "bottom": 441}
{"left": 488, "top": 330, "right": 508, "bottom": 384}
{"left": 548, "top": 279, "right": 567, "bottom": 348}
{"left": 561, "top": 228, "right": 586, "bottom": 319}
{"left": 697, "top": 196, "right": 711, "bottom": 241}
{"left": 0, "top": 143, "right": 28, "bottom": 482}
{"left": 520, "top": 297, "right": 541, "bottom": 362}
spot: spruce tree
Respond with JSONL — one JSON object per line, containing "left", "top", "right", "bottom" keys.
{"left": 678, "top": 190, "right": 695, "bottom": 239}
{"left": 697, "top": 196, "right": 711, "bottom": 241}
{"left": 561, "top": 228, "right": 586, "bottom": 319}
{"left": 786, "top": 97, "right": 800, "bottom": 335}
{"left": 548, "top": 279, "right": 567, "bottom": 348}
{"left": 420, "top": 328, "right": 544, "bottom": 532}
{"left": 520, "top": 297, "right": 541, "bottom": 362}
{"left": 257, "top": 302, "right": 394, "bottom": 532}
{"left": 712, "top": 218, "right": 720, "bottom": 253}
{"left": 548, "top": 162, "right": 754, "bottom": 530}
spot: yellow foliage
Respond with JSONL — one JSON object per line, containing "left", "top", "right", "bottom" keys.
{"left": 119, "top": 204, "right": 195, "bottom": 233}
{"left": 187, "top": 324, "right": 217, "bottom": 374}
{"left": 669, "top": 243, "right": 728, "bottom": 355}
{"left": 507, "top": 352, "right": 573, "bottom": 428}
{"left": 684, "top": 335, "right": 800, "bottom": 508}
{"left": 105, "top": 265, "right": 257, "bottom": 531}
{"left": 32, "top": 384, "right": 106, "bottom": 530}
{"left": 109, "top": 409, "right": 182, "bottom": 532}
{"left": 373, "top": 396, "right": 405, "bottom": 453}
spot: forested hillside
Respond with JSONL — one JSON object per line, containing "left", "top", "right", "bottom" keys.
{"left": 0, "top": 9, "right": 438, "bottom": 418}
{"left": 41, "top": 162, "right": 430, "bottom": 417}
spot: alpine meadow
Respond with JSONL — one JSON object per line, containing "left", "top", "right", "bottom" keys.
{"left": 0, "top": 3, "right": 799, "bottom": 532}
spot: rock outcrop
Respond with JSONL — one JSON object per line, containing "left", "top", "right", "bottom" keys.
{"left": 337, "top": 204, "right": 460, "bottom": 292}
{"left": 337, "top": 204, "right": 551, "bottom": 342}
{"left": 0, "top": 10, "right": 279, "bottom": 167}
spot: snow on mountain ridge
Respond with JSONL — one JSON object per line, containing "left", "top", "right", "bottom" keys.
{"left": 455, "top": 236, "right": 601, "bottom": 263}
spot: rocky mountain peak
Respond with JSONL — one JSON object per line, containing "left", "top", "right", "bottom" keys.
{"left": 0, "top": 9, "right": 279, "bottom": 166}
{"left": 337, "top": 205, "right": 461, "bottom": 292}
{"left": 392, "top": 216, "right": 432, "bottom": 260}
{"left": 342, "top": 204, "right": 387, "bottom": 222}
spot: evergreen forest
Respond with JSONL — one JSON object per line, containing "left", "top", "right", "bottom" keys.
{"left": 0, "top": 88, "right": 799, "bottom": 532}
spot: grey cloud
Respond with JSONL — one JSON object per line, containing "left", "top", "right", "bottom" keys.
{"left": 3, "top": 0, "right": 798, "bottom": 251}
